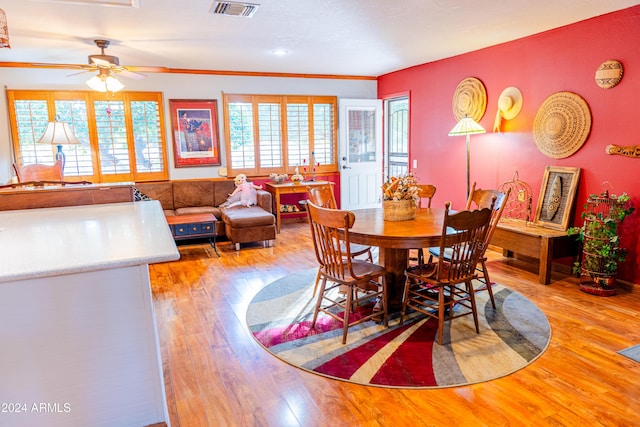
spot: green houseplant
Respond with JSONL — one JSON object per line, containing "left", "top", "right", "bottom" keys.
{"left": 567, "top": 191, "right": 634, "bottom": 296}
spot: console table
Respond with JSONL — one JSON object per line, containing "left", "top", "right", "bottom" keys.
{"left": 265, "top": 180, "right": 330, "bottom": 233}
{"left": 491, "top": 218, "right": 578, "bottom": 285}
{"left": 166, "top": 212, "right": 219, "bottom": 256}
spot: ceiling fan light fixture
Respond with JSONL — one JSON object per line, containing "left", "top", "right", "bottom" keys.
{"left": 86, "top": 73, "right": 124, "bottom": 93}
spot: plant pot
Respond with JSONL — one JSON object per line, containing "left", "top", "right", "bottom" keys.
{"left": 579, "top": 273, "right": 617, "bottom": 296}
{"left": 383, "top": 199, "right": 416, "bottom": 221}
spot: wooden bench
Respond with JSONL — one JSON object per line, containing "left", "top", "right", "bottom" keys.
{"left": 490, "top": 218, "right": 578, "bottom": 285}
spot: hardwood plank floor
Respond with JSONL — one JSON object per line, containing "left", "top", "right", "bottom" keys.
{"left": 149, "top": 222, "right": 640, "bottom": 427}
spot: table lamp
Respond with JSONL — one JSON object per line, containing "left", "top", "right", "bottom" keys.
{"left": 37, "top": 119, "right": 81, "bottom": 169}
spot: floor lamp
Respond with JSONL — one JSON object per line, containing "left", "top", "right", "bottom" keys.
{"left": 37, "top": 120, "right": 81, "bottom": 169}
{"left": 448, "top": 115, "right": 486, "bottom": 197}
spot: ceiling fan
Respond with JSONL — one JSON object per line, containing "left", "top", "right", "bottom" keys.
{"left": 70, "top": 39, "right": 147, "bottom": 92}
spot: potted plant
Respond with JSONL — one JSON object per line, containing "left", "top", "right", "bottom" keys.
{"left": 567, "top": 191, "right": 634, "bottom": 296}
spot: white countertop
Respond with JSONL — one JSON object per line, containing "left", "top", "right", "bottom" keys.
{"left": 0, "top": 201, "right": 180, "bottom": 283}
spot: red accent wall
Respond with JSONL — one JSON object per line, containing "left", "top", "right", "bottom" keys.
{"left": 378, "top": 5, "right": 640, "bottom": 284}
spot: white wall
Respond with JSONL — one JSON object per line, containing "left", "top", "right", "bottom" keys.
{"left": 0, "top": 68, "right": 377, "bottom": 183}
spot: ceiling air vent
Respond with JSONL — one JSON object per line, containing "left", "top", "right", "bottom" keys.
{"left": 210, "top": 1, "right": 259, "bottom": 18}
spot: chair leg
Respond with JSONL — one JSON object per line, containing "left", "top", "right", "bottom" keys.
{"left": 480, "top": 259, "right": 496, "bottom": 309}
{"left": 342, "top": 285, "right": 353, "bottom": 344}
{"left": 467, "top": 280, "right": 480, "bottom": 334}
{"left": 400, "top": 276, "right": 411, "bottom": 326}
{"left": 437, "top": 285, "right": 445, "bottom": 345}
{"left": 312, "top": 277, "right": 328, "bottom": 328}
{"left": 312, "top": 268, "right": 321, "bottom": 297}
{"left": 382, "top": 279, "right": 389, "bottom": 327}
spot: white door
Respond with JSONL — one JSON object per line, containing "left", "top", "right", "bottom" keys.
{"left": 339, "top": 98, "right": 383, "bottom": 210}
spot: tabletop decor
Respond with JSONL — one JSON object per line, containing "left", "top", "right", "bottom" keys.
{"left": 269, "top": 173, "right": 288, "bottom": 184}
{"left": 382, "top": 174, "right": 419, "bottom": 221}
{"left": 246, "top": 268, "right": 551, "bottom": 389}
{"left": 568, "top": 191, "right": 634, "bottom": 296}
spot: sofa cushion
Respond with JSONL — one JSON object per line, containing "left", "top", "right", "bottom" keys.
{"left": 175, "top": 206, "right": 222, "bottom": 218}
{"left": 214, "top": 180, "right": 236, "bottom": 206}
{"left": 134, "top": 182, "right": 174, "bottom": 211}
{"left": 173, "top": 181, "right": 214, "bottom": 209}
{"left": 222, "top": 206, "right": 275, "bottom": 228}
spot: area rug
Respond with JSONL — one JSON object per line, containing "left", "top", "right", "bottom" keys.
{"left": 246, "top": 268, "right": 551, "bottom": 388}
{"left": 618, "top": 344, "right": 640, "bottom": 363}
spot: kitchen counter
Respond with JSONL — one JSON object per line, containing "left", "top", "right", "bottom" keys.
{"left": 0, "top": 201, "right": 178, "bottom": 427}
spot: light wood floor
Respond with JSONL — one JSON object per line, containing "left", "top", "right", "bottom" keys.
{"left": 149, "top": 221, "right": 640, "bottom": 427}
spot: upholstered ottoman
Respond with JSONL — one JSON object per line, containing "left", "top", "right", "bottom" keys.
{"left": 221, "top": 206, "right": 276, "bottom": 250}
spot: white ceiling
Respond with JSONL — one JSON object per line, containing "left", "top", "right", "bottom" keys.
{"left": 2, "top": 0, "right": 639, "bottom": 77}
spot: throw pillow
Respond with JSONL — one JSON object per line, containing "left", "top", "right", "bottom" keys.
{"left": 133, "top": 187, "right": 152, "bottom": 202}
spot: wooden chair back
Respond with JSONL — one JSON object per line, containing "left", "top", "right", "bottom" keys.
{"left": 307, "top": 201, "right": 357, "bottom": 281}
{"left": 307, "top": 182, "right": 337, "bottom": 209}
{"left": 435, "top": 201, "right": 494, "bottom": 283}
{"left": 465, "top": 182, "right": 511, "bottom": 247}
{"left": 13, "top": 160, "right": 64, "bottom": 182}
{"left": 416, "top": 184, "right": 436, "bottom": 208}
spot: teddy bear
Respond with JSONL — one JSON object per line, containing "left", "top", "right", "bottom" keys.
{"left": 220, "top": 173, "right": 263, "bottom": 208}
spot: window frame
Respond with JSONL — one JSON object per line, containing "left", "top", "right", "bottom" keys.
{"left": 222, "top": 93, "right": 338, "bottom": 177}
{"left": 7, "top": 89, "right": 169, "bottom": 183}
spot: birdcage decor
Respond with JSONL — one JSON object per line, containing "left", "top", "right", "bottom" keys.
{"left": 568, "top": 191, "right": 634, "bottom": 296}
{"left": 498, "top": 171, "right": 533, "bottom": 222}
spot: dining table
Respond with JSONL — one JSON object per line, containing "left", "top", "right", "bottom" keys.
{"left": 349, "top": 206, "right": 448, "bottom": 308}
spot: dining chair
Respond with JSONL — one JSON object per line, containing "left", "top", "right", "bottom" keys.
{"left": 307, "top": 182, "right": 374, "bottom": 296}
{"left": 401, "top": 201, "right": 494, "bottom": 345}
{"left": 307, "top": 201, "right": 388, "bottom": 344}
{"left": 428, "top": 182, "right": 511, "bottom": 308}
{"left": 13, "top": 159, "right": 64, "bottom": 182}
{"left": 411, "top": 184, "right": 437, "bottom": 264}
{"left": 416, "top": 184, "right": 437, "bottom": 208}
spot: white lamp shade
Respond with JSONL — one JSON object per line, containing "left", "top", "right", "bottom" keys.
{"left": 448, "top": 116, "right": 486, "bottom": 136}
{"left": 37, "top": 122, "right": 81, "bottom": 145}
{"left": 86, "top": 74, "right": 124, "bottom": 92}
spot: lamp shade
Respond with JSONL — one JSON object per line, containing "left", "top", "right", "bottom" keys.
{"left": 37, "top": 122, "right": 81, "bottom": 146}
{"left": 86, "top": 73, "right": 124, "bottom": 92}
{"left": 448, "top": 116, "right": 486, "bottom": 136}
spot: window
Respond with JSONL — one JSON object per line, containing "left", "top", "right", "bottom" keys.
{"left": 7, "top": 90, "right": 168, "bottom": 182}
{"left": 384, "top": 96, "right": 409, "bottom": 178}
{"left": 222, "top": 94, "right": 338, "bottom": 177}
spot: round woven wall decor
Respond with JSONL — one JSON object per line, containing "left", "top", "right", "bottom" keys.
{"left": 452, "top": 77, "right": 487, "bottom": 122}
{"left": 595, "top": 59, "right": 623, "bottom": 89}
{"left": 533, "top": 91, "right": 591, "bottom": 159}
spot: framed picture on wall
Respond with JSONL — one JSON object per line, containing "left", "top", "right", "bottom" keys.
{"left": 169, "top": 99, "right": 221, "bottom": 167}
{"left": 534, "top": 166, "right": 581, "bottom": 231}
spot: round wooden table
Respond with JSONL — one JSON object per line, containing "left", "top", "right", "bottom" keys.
{"left": 349, "top": 207, "right": 447, "bottom": 307}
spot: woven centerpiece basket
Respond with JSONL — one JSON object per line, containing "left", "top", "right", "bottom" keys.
{"left": 383, "top": 199, "right": 416, "bottom": 221}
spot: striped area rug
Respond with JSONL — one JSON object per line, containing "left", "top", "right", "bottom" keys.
{"left": 246, "top": 268, "right": 551, "bottom": 388}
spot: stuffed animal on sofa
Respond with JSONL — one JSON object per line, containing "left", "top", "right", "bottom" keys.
{"left": 221, "top": 174, "right": 263, "bottom": 208}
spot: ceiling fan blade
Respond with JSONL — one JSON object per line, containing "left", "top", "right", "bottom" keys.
{"left": 126, "top": 65, "right": 169, "bottom": 73}
{"left": 67, "top": 70, "right": 91, "bottom": 77}
{"left": 119, "top": 69, "right": 147, "bottom": 80}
